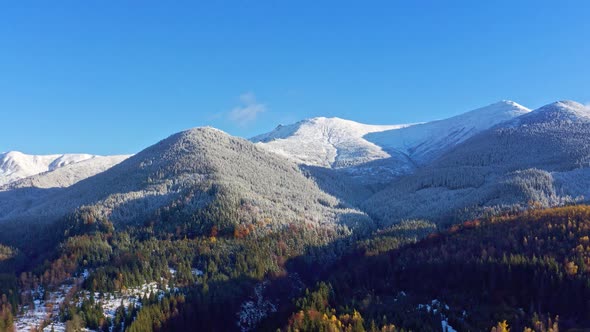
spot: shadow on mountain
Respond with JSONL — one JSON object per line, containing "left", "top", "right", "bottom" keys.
{"left": 0, "top": 186, "right": 65, "bottom": 222}
{"left": 300, "top": 155, "right": 416, "bottom": 207}
{"left": 163, "top": 213, "right": 432, "bottom": 331}
{"left": 259, "top": 206, "right": 590, "bottom": 330}
{"left": 158, "top": 227, "right": 368, "bottom": 331}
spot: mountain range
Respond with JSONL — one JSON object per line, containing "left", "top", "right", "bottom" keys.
{"left": 253, "top": 100, "right": 530, "bottom": 174}
{"left": 365, "top": 100, "right": 590, "bottom": 224}
{"left": 2, "top": 100, "right": 589, "bottom": 228}
{"left": 0, "top": 151, "right": 130, "bottom": 188}
{"left": 3, "top": 99, "right": 590, "bottom": 332}
{"left": 0, "top": 128, "right": 368, "bottom": 232}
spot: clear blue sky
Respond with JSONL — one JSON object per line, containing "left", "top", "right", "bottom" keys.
{"left": 1, "top": 1, "right": 589, "bottom": 155}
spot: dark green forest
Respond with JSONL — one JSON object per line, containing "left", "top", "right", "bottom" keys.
{"left": 2, "top": 204, "right": 590, "bottom": 331}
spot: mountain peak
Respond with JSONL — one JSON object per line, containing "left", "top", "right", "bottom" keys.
{"left": 462, "top": 100, "right": 530, "bottom": 118}
{"left": 555, "top": 100, "right": 585, "bottom": 107}
{"left": 252, "top": 117, "right": 409, "bottom": 168}
{"left": 521, "top": 100, "right": 590, "bottom": 122}
{"left": 364, "top": 101, "right": 531, "bottom": 166}
{"left": 179, "top": 126, "right": 231, "bottom": 139}
{"left": 159, "top": 127, "right": 236, "bottom": 150}
{"left": 539, "top": 100, "right": 587, "bottom": 111}
{"left": 0, "top": 152, "right": 97, "bottom": 187}
{"left": 1, "top": 151, "right": 25, "bottom": 158}
{"left": 495, "top": 99, "right": 523, "bottom": 106}
{"left": 305, "top": 116, "right": 347, "bottom": 123}
{"left": 490, "top": 100, "right": 532, "bottom": 112}
{"left": 541, "top": 100, "right": 587, "bottom": 113}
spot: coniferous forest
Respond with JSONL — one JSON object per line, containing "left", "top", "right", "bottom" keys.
{"left": 2, "top": 203, "right": 590, "bottom": 331}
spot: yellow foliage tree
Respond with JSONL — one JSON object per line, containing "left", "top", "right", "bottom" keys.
{"left": 491, "top": 320, "right": 510, "bottom": 332}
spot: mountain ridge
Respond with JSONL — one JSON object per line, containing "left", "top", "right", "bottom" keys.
{"left": 2, "top": 99, "right": 588, "bottom": 228}
{"left": 364, "top": 100, "right": 590, "bottom": 224}
{"left": 254, "top": 100, "right": 531, "bottom": 174}
{"left": 0, "top": 151, "right": 131, "bottom": 188}
{"left": 0, "top": 127, "right": 370, "bottom": 232}
{"left": 251, "top": 117, "right": 413, "bottom": 168}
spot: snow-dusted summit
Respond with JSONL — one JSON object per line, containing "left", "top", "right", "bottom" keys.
{"left": 365, "top": 100, "right": 531, "bottom": 164}
{"left": 251, "top": 117, "right": 412, "bottom": 168}
{"left": 253, "top": 101, "right": 531, "bottom": 170}
{"left": 514, "top": 100, "right": 590, "bottom": 125}
{"left": 0, "top": 127, "right": 368, "bottom": 228}
{"left": 364, "top": 100, "right": 590, "bottom": 224}
{"left": 1, "top": 154, "right": 130, "bottom": 190}
{"left": 0, "top": 151, "right": 130, "bottom": 187}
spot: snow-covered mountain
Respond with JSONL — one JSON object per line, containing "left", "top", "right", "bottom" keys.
{"left": 513, "top": 100, "right": 590, "bottom": 125}
{"left": 253, "top": 101, "right": 531, "bottom": 172}
{"left": 364, "top": 100, "right": 531, "bottom": 165}
{"left": 0, "top": 127, "right": 369, "bottom": 229}
{"left": 0, "top": 151, "right": 92, "bottom": 185}
{"left": 364, "top": 100, "right": 590, "bottom": 224}
{"left": 432, "top": 100, "right": 590, "bottom": 172}
{"left": 2, "top": 99, "right": 588, "bottom": 229}
{"left": 0, "top": 151, "right": 130, "bottom": 187}
{"left": 1, "top": 154, "right": 130, "bottom": 190}
{"left": 251, "top": 117, "right": 412, "bottom": 168}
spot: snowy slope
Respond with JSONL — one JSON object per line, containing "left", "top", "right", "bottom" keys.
{"left": 431, "top": 100, "right": 590, "bottom": 171}
{"left": 0, "top": 127, "right": 369, "bottom": 229}
{"left": 253, "top": 101, "right": 530, "bottom": 171}
{"left": 251, "top": 117, "right": 412, "bottom": 168}
{"left": 364, "top": 100, "right": 590, "bottom": 224}
{"left": 0, "top": 151, "right": 97, "bottom": 186}
{"left": 1, "top": 154, "right": 130, "bottom": 190}
{"left": 512, "top": 100, "right": 590, "bottom": 124}
{"left": 364, "top": 100, "right": 531, "bottom": 165}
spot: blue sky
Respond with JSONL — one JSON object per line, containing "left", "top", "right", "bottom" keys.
{"left": 1, "top": 1, "right": 589, "bottom": 155}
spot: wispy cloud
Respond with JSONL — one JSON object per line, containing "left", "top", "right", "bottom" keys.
{"left": 229, "top": 93, "right": 267, "bottom": 126}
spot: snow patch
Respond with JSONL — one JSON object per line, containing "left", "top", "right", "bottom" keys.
{"left": 237, "top": 281, "right": 277, "bottom": 332}
{"left": 15, "top": 283, "right": 74, "bottom": 332}
{"left": 417, "top": 299, "right": 456, "bottom": 332}
{"left": 16, "top": 274, "right": 174, "bottom": 332}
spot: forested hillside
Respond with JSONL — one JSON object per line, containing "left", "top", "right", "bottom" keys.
{"left": 0, "top": 127, "right": 373, "bottom": 331}
{"left": 365, "top": 101, "right": 590, "bottom": 225}
{"left": 275, "top": 205, "right": 590, "bottom": 331}
{"left": 5, "top": 204, "right": 589, "bottom": 331}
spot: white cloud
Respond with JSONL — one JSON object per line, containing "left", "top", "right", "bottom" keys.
{"left": 229, "top": 93, "right": 267, "bottom": 126}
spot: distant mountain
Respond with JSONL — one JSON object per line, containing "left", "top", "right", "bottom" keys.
{"left": 365, "top": 100, "right": 531, "bottom": 165}
{"left": 0, "top": 151, "right": 130, "bottom": 187}
{"left": 364, "top": 101, "right": 590, "bottom": 224}
{"left": 0, "top": 151, "right": 92, "bottom": 185}
{"left": 432, "top": 100, "right": 590, "bottom": 171}
{"left": 0, "top": 155, "right": 130, "bottom": 190}
{"left": 252, "top": 117, "right": 411, "bottom": 168}
{"left": 254, "top": 102, "right": 530, "bottom": 179}
{"left": 0, "top": 127, "right": 369, "bottom": 230}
